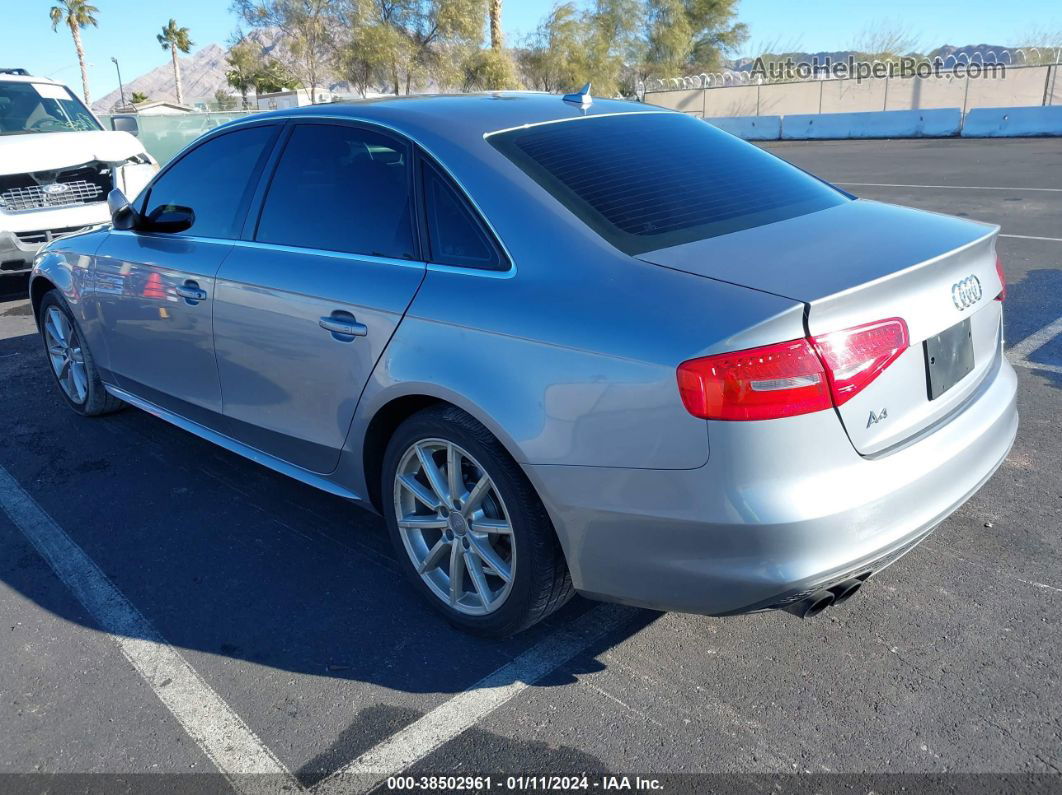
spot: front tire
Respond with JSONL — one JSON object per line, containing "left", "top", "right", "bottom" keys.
{"left": 382, "top": 405, "right": 573, "bottom": 637}
{"left": 38, "top": 291, "right": 124, "bottom": 416}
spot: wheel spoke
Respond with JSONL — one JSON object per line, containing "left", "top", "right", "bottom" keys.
{"left": 47, "top": 343, "right": 65, "bottom": 358}
{"left": 57, "top": 313, "right": 73, "bottom": 345}
{"left": 416, "top": 444, "right": 451, "bottom": 509}
{"left": 398, "top": 473, "right": 440, "bottom": 511}
{"left": 446, "top": 443, "right": 463, "bottom": 509}
{"left": 464, "top": 551, "right": 492, "bottom": 607}
{"left": 45, "top": 311, "right": 65, "bottom": 345}
{"left": 70, "top": 363, "right": 88, "bottom": 401}
{"left": 418, "top": 538, "right": 450, "bottom": 573}
{"left": 461, "top": 474, "right": 491, "bottom": 517}
{"left": 470, "top": 518, "right": 512, "bottom": 535}
{"left": 398, "top": 515, "right": 448, "bottom": 530}
{"left": 449, "top": 541, "right": 465, "bottom": 604}
{"left": 63, "top": 368, "right": 78, "bottom": 400}
{"left": 469, "top": 535, "right": 512, "bottom": 582}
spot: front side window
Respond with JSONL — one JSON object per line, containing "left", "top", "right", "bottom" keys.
{"left": 255, "top": 124, "right": 415, "bottom": 260}
{"left": 141, "top": 125, "right": 276, "bottom": 239}
{"left": 488, "top": 112, "right": 848, "bottom": 255}
{"left": 0, "top": 81, "right": 101, "bottom": 135}
{"left": 422, "top": 162, "right": 503, "bottom": 270}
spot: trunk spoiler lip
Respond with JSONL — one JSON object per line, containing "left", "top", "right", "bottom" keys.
{"left": 634, "top": 199, "right": 1000, "bottom": 307}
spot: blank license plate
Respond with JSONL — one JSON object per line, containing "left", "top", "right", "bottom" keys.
{"left": 924, "top": 317, "right": 975, "bottom": 400}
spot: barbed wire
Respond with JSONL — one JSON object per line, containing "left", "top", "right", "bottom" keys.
{"left": 640, "top": 46, "right": 1062, "bottom": 94}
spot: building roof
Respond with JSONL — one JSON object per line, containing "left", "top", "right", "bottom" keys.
{"left": 114, "top": 100, "right": 196, "bottom": 113}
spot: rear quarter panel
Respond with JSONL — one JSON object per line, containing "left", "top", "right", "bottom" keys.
{"left": 349, "top": 249, "right": 807, "bottom": 477}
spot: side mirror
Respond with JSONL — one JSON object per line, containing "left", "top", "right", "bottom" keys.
{"left": 107, "top": 188, "right": 138, "bottom": 231}
{"left": 143, "top": 204, "right": 195, "bottom": 235}
{"left": 111, "top": 114, "right": 140, "bottom": 137}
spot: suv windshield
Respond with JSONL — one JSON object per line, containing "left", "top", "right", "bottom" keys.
{"left": 0, "top": 81, "right": 102, "bottom": 136}
{"left": 488, "top": 112, "right": 848, "bottom": 255}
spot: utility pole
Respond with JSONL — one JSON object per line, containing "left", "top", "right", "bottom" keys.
{"left": 111, "top": 57, "right": 127, "bottom": 109}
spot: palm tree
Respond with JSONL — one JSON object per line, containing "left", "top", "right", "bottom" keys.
{"left": 489, "top": 0, "right": 503, "bottom": 50}
{"left": 49, "top": 0, "right": 99, "bottom": 105}
{"left": 157, "top": 19, "right": 194, "bottom": 105}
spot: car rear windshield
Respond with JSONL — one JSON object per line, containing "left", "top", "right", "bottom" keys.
{"left": 488, "top": 112, "right": 848, "bottom": 255}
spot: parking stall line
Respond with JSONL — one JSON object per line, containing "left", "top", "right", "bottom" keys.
{"left": 0, "top": 464, "right": 305, "bottom": 795}
{"left": 1010, "top": 359, "right": 1062, "bottom": 374}
{"left": 836, "top": 182, "right": 1062, "bottom": 192}
{"left": 998, "top": 233, "right": 1062, "bottom": 243}
{"left": 1009, "top": 315, "right": 1062, "bottom": 361}
{"left": 313, "top": 603, "right": 638, "bottom": 795}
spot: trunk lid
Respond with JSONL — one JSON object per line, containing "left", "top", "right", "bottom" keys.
{"left": 639, "top": 199, "right": 1004, "bottom": 455}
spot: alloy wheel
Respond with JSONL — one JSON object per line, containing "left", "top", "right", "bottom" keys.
{"left": 43, "top": 307, "right": 88, "bottom": 405}
{"left": 393, "top": 438, "right": 516, "bottom": 615}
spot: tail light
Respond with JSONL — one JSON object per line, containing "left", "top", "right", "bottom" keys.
{"left": 995, "top": 255, "right": 1006, "bottom": 301}
{"left": 811, "top": 318, "right": 909, "bottom": 407}
{"left": 677, "top": 318, "right": 909, "bottom": 420}
{"left": 677, "top": 339, "right": 831, "bottom": 420}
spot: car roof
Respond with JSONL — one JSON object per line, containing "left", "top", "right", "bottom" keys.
{"left": 0, "top": 73, "right": 63, "bottom": 86}
{"left": 253, "top": 92, "right": 671, "bottom": 149}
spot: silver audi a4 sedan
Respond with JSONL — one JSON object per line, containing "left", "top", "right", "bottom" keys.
{"left": 30, "top": 94, "right": 1017, "bottom": 636}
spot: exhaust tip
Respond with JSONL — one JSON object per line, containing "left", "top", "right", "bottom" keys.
{"left": 831, "top": 578, "right": 863, "bottom": 605}
{"left": 784, "top": 589, "right": 834, "bottom": 619}
{"left": 803, "top": 592, "right": 834, "bottom": 617}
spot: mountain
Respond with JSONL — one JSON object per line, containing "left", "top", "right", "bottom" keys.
{"left": 93, "top": 44, "right": 232, "bottom": 111}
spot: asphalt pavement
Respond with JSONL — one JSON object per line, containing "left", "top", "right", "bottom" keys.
{"left": 0, "top": 137, "right": 1060, "bottom": 794}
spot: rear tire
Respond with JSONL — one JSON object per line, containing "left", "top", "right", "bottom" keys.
{"left": 382, "top": 404, "right": 573, "bottom": 637}
{"left": 38, "top": 291, "right": 125, "bottom": 417}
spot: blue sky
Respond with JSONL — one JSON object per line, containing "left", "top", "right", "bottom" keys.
{"left": 3, "top": 0, "right": 1059, "bottom": 100}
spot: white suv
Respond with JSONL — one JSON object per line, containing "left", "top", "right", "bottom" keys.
{"left": 0, "top": 69, "right": 157, "bottom": 274}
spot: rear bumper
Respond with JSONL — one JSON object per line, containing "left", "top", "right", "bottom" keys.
{"left": 527, "top": 349, "right": 1018, "bottom": 616}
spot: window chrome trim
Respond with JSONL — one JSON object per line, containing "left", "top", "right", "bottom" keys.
{"left": 214, "top": 111, "right": 518, "bottom": 278}
{"left": 230, "top": 238, "right": 427, "bottom": 271}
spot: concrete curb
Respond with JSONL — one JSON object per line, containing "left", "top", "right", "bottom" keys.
{"left": 705, "top": 115, "right": 782, "bottom": 140}
{"left": 780, "top": 109, "right": 963, "bottom": 140}
{"left": 961, "top": 106, "right": 1062, "bottom": 137}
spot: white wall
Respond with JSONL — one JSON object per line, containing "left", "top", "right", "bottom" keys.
{"left": 646, "top": 65, "right": 1058, "bottom": 118}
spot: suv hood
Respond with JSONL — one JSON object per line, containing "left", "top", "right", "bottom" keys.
{"left": 0, "top": 130, "right": 146, "bottom": 175}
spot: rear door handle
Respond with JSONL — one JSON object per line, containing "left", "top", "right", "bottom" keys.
{"left": 319, "top": 314, "right": 367, "bottom": 339}
{"left": 175, "top": 281, "right": 208, "bottom": 302}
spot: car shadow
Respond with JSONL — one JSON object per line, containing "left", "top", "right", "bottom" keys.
{"left": 1003, "top": 266, "right": 1062, "bottom": 389}
{"left": 0, "top": 273, "right": 29, "bottom": 304}
{"left": 0, "top": 329, "right": 659, "bottom": 704}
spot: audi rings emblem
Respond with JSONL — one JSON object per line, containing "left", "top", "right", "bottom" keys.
{"left": 951, "top": 275, "right": 982, "bottom": 311}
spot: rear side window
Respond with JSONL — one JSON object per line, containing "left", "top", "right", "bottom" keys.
{"left": 142, "top": 125, "right": 276, "bottom": 239}
{"left": 422, "top": 162, "right": 504, "bottom": 270}
{"left": 255, "top": 123, "right": 415, "bottom": 260}
{"left": 488, "top": 113, "right": 848, "bottom": 255}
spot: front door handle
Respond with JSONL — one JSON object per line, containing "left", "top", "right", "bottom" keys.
{"left": 175, "top": 281, "right": 208, "bottom": 303}
{"left": 319, "top": 313, "right": 368, "bottom": 339}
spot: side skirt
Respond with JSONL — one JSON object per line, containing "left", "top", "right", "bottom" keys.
{"left": 104, "top": 384, "right": 364, "bottom": 503}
